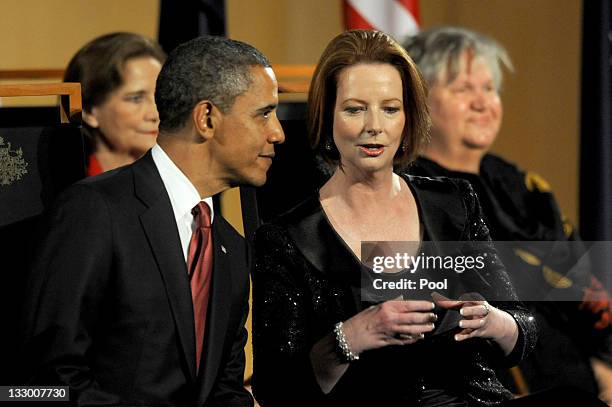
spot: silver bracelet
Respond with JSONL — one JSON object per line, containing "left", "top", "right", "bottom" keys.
{"left": 333, "top": 321, "right": 359, "bottom": 363}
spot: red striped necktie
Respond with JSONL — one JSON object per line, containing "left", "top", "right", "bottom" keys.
{"left": 187, "top": 201, "right": 213, "bottom": 373}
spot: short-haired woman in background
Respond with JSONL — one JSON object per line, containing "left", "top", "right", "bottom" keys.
{"left": 403, "top": 26, "right": 612, "bottom": 403}
{"left": 64, "top": 32, "right": 165, "bottom": 175}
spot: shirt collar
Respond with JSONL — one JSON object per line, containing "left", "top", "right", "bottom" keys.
{"left": 151, "top": 144, "right": 215, "bottom": 223}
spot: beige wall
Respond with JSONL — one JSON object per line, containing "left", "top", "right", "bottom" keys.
{"left": 0, "top": 0, "right": 158, "bottom": 70}
{"left": 227, "top": 0, "right": 344, "bottom": 64}
{"left": 1, "top": 0, "right": 581, "bottom": 221}
{"left": 0, "top": 0, "right": 159, "bottom": 106}
{"left": 228, "top": 0, "right": 582, "bottom": 223}
{"left": 421, "top": 0, "right": 582, "bottom": 225}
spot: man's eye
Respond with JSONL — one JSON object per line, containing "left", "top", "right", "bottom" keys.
{"left": 262, "top": 111, "right": 271, "bottom": 119}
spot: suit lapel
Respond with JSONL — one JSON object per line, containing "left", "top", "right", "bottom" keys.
{"left": 403, "top": 174, "right": 466, "bottom": 242}
{"left": 285, "top": 197, "right": 358, "bottom": 284}
{"left": 134, "top": 152, "right": 197, "bottom": 381}
{"left": 285, "top": 177, "right": 468, "bottom": 285}
{"left": 197, "top": 217, "right": 233, "bottom": 401}
{"left": 285, "top": 197, "right": 362, "bottom": 313}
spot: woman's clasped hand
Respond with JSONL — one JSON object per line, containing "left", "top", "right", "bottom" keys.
{"left": 432, "top": 292, "right": 520, "bottom": 355}
{"left": 340, "top": 300, "right": 437, "bottom": 352}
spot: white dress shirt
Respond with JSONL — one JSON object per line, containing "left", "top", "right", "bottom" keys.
{"left": 151, "top": 144, "right": 215, "bottom": 262}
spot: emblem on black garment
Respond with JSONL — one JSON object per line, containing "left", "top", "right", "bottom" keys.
{"left": 0, "top": 135, "right": 28, "bottom": 186}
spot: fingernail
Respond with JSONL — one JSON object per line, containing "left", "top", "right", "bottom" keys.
{"left": 454, "top": 334, "right": 460, "bottom": 341}
{"left": 431, "top": 313, "right": 438, "bottom": 321}
{"left": 419, "top": 333, "right": 425, "bottom": 339}
{"left": 430, "top": 302, "right": 435, "bottom": 310}
{"left": 459, "top": 321, "right": 464, "bottom": 328}
{"left": 431, "top": 323, "right": 435, "bottom": 329}
{"left": 459, "top": 308, "right": 465, "bottom": 316}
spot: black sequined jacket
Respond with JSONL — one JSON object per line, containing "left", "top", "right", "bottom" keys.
{"left": 252, "top": 174, "right": 537, "bottom": 407}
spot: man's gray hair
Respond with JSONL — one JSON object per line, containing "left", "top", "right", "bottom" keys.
{"left": 156, "top": 35, "right": 271, "bottom": 133}
{"left": 403, "top": 27, "right": 513, "bottom": 91}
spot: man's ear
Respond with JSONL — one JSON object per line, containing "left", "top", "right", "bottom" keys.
{"left": 82, "top": 108, "right": 100, "bottom": 128}
{"left": 193, "top": 101, "right": 220, "bottom": 141}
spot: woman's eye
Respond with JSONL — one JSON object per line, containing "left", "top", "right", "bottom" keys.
{"left": 125, "top": 95, "right": 144, "bottom": 103}
{"left": 383, "top": 107, "right": 400, "bottom": 114}
{"left": 344, "top": 106, "right": 363, "bottom": 114}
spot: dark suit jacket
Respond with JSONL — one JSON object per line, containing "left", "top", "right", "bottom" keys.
{"left": 22, "top": 151, "right": 253, "bottom": 407}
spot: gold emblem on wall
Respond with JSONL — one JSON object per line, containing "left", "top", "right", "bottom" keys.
{"left": 0, "top": 136, "right": 29, "bottom": 186}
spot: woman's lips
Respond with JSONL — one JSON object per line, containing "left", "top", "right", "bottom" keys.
{"left": 358, "top": 145, "right": 384, "bottom": 157}
{"left": 468, "top": 116, "right": 494, "bottom": 126}
{"left": 140, "top": 130, "right": 159, "bottom": 136}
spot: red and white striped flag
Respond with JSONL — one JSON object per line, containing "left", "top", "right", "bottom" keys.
{"left": 343, "top": 0, "right": 420, "bottom": 42}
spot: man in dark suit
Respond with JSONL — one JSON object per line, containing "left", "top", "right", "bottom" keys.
{"left": 22, "top": 36, "right": 284, "bottom": 406}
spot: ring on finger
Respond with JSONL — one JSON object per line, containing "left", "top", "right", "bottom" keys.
{"left": 483, "top": 303, "right": 490, "bottom": 316}
{"left": 396, "top": 333, "right": 413, "bottom": 340}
